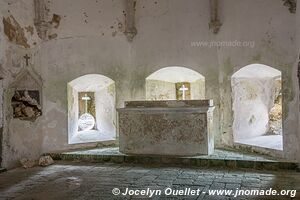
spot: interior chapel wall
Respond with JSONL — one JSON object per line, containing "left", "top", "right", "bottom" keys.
{"left": 133, "top": 0, "right": 299, "bottom": 161}
{"left": 0, "top": 0, "right": 300, "bottom": 168}
{"left": 214, "top": 0, "right": 298, "bottom": 161}
{"left": 0, "top": 0, "right": 44, "bottom": 169}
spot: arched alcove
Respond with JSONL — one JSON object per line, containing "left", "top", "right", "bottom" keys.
{"left": 68, "top": 74, "right": 116, "bottom": 144}
{"left": 231, "top": 64, "right": 283, "bottom": 150}
{"left": 146, "top": 66, "right": 205, "bottom": 100}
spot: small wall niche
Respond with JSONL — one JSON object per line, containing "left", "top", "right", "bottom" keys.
{"left": 12, "top": 90, "right": 42, "bottom": 121}
{"left": 9, "top": 66, "right": 43, "bottom": 122}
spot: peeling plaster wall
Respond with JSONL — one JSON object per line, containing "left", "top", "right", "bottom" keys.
{"left": 37, "top": 0, "right": 216, "bottom": 157}
{"left": 216, "top": 0, "right": 297, "bottom": 160}
{"left": 133, "top": 0, "right": 298, "bottom": 160}
{"left": 0, "top": 0, "right": 300, "bottom": 168}
{"left": 0, "top": 0, "right": 43, "bottom": 168}
{"left": 2, "top": 2, "right": 40, "bottom": 48}
{"left": 133, "top": 0, "right": 221, "bottom": 145}
{"left": 38, "top": 0, "right": 131, "bottom": 156}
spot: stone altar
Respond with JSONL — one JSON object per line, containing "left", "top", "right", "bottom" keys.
{"left": 117, "top": 100, "right": 215, "bottom": 156}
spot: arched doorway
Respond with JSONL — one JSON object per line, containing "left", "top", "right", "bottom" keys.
{"left": 231, "top": 64, "right": 283, "bottom": 151}
{"left": 146, "top": 66, "right": 205, "bottom": 100}
{"left": 68, "top": 74, "right": 116, "bottom": 144}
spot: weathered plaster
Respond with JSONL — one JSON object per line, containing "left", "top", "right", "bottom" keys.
{"left": 215, "top": 0, "right": 298, "bottom": 160}
{"left": 38, "top": 0, "right": 300, "bottom": 162}
{"left": 0, "top": 0, "right": 300, "bottom": 168}
{"left": 3, "top": 15, "right": 30, "bottom": 48}
{"left": 0, "top": 0, "right": 43, "bottom": 168}
{"left": 282, "top": 0, "right": 297, "bottom": 13}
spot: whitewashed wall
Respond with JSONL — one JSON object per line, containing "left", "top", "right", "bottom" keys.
{"left": 0, "top": 0, "right": 299, "bottom": 168}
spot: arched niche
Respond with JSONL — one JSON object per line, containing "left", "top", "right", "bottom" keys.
{"left": 231, "top": 64, "right": 283, "bottom": 150}
{"left": 145, "top": 66, "right": 205, "bottom": 100}
{"left": 68, "top": 74, "right": 116, "bottom": 144}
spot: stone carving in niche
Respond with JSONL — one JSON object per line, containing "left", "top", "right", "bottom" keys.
{"left": 9, "top": 65, "right": 43, "bottom": 121}
{"left": 12, "top": 90, "right": 42, "bottom": 120}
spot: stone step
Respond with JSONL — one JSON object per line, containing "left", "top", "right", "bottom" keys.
{"left": 47, "top": 152, "right": 299, "bottom": 172}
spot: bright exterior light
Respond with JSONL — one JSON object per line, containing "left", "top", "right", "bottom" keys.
{"left": 78, "top": 113, "right": 95, "bottom": 131}
{"left": 78, "top": 94, "right": 95, "bottom": 131}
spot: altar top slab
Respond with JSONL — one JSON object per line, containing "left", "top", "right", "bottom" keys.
{"left": 124, "top": 100, "right": 213, "bottom": 108}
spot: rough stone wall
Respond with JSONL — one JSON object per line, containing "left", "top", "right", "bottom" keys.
{"left": 0, "top": 0, "right": 299, "bottom": 168}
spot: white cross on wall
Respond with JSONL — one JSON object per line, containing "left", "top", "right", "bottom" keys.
{"left": 179, "top": 85, "right": 189, "bottom": 100}
{"left": 82, "top": 94, "right": 91, "bottom": 113}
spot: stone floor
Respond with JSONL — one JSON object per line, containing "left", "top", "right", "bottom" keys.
{"left": 0, "top": 162, "right": 299, "bottom": 200}
{"left": 58, "top": 147, "right": 281, "bottom": 162}
{"left": 48, "top": 147, "right": 298, "bottom": 171}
